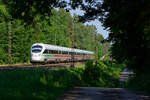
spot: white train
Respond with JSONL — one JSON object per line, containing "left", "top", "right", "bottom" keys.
{"left": 30, "top": 43, "right": 94, "bottom": 63}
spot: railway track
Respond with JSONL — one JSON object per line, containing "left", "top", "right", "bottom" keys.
{"left": 0, "top": 62, "right": 84, "bottom": 71}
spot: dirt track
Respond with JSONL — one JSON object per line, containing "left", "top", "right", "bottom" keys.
{"left": 60, "top": 68, "right": 150, "bottom": 100}
{"left": 60, "top": 87, "right": 150, "bottom": 100}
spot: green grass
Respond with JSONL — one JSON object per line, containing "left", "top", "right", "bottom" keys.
{"left": 0, "top": 60, "right": 124, "bottom": 100}
{"left": 0, "top": 68, "right": 84, "bottom": 100}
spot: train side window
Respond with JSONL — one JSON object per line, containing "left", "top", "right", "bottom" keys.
{"left": 69, "top": 52, "right": 76, "bottom": 55}
{"left": 49, "top": 50, "right": 54, "bottom": 54}
{"left": 70, "top": 52, "right": 74, "bottom": 55}
{"left": 69, "top": 52, "right": 71, "bottom": 55}
{"left": 50, "top": 50, "right": 58, "bottom": 54}
{"left": 49, "top": 50, "right": 52, "bottom": 54}
{"left": 62, "top": 51, "right": 68, "bottom": 55}
{"left": 43, "top": 49, "right": 48, "bottom": 54}
{"left": 54, "top": 50, "right": 58, "bottom": 54}
{"left": 74, "top": 52, "right": 76, "bottom": 55}
{"left": 58, "top": 51, "right": 61, "bottom": 54}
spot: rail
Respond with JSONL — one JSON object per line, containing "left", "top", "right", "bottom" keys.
{"left": 0, "top": 62, "right": 84, "bottom": 71}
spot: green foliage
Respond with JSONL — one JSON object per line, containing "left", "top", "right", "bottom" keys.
{"left": 102, "top": 0, "right": 150, "bottom": 74}
{"left": 71, "top": 0, "right": 150, "bottom": 74}
{"left": 0, "top": 5, "right": 110, "bottom": 64}
{"left": 124, "top": 73, "right": 150, "bottom": 93}
{"left": 0, "top": 21, "right": 8, "bottom": 64}
{"left": 0, "top": 4, "right": 11, "bottom": 22}
{"left": 0, "top": 68, "right": 83, "bottom": 100}
{"left": 83, "top": 60, "right": 101, "bottom": 85}
{"left": 70, "top": 0, "right": 150, "bottom": 94}
{"left": 4, "top": 0, "right": 67, "bottom": 23}
{"left": 82, "top": 60, "right": 123, "bottom": 87}
{"left": 0, "top": 61, "right": 123, "bottom": 100}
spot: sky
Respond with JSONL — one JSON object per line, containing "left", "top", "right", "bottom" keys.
{"left": 70, "top": 7, "right": 109, "bottom": 39}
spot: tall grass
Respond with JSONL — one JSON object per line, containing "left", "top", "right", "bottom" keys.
{"left": 0, "top": 68, "right": 84, "bottom": 100}
{"left": 0, "top": 60, "right": 124, "bottom": 100}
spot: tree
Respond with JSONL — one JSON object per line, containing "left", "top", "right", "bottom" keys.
{"left": 0, "top": 1, "right": 109, "bottom": 64}
{"left": 3, "top": 0, "right": 67, "bottom": 23}
{"left": 70, "top": 0, "right": 150, "bottom": 73}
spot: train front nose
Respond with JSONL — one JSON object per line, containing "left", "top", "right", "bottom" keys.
{"left": 31, "top": 53, "right": 43, "bottom": 62}
{"left": 31, "top": 45, "right": 43, "bottom": 62}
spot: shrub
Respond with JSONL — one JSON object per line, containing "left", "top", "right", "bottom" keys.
{"left": 125, "top": 73, "right": 150, "bottom": 93}
{"left": 82, "top": 60, "right": 121, "bottom": 87}
{"left": 0, "top": 67, "right": 84, "bottom": 100}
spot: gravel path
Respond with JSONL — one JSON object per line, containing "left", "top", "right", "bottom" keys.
{"left": 120, "top": 68, "right": 134, "bottom": 85}
{"left": 59, "top": 68, "right": 150, "bottom": 100}
{"left": 59, "top": 87, "right": 150, "bottom": 100}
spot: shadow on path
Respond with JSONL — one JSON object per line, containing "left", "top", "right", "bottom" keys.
{"left": 59, "top": 87, "right": 150, "bottom": 100}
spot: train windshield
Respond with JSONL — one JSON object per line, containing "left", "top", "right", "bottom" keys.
{"left": 32, "top": 45, "right": 43, "bottom": 53}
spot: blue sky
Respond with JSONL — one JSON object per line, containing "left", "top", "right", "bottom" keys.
{"left": 84, "top": 19, "right": 109, "bottom": 39}
{"left": 69, "top": 5, "right": 109, "bottom": 39}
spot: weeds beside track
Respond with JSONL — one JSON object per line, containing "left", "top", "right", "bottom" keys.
{"left": 0, "top": 62, "right": 84, "bottom": 71}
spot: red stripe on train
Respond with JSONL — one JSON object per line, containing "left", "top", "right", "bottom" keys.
{"left": 53, "top": 55, "right": 92, "bottom": 58}
{"left": 53, "top": 55, "right": 71, "bottom": 57}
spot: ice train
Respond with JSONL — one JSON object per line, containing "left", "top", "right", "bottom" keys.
{"left": 30, "top": 43, "right": 94, "bottom": 63}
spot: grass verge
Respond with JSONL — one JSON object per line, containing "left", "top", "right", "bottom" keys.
{"left": 0, "top": 60, "right": 124, "bottom": 100}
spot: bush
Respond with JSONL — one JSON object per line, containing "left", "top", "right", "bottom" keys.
{"left": 0, "top": 68, "right": 84, "bottom": 100}
{"left": 82, "top": 60, "right": 101, "bottom": 85}
{"left": 82, "top": 60, "right": 122, "bottom": 87}
{"left": 0, "top": 60, "right": 124, "bottom": 100}
{"left": 125, "top": 73, "right": 150, "bottom": 93}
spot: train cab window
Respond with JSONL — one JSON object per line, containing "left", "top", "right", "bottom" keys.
{"left": 32, "top": 49, "right": 42, "bottom": 53}
{"left": 43, "top": 50, "right": 49, "bottom": 54}
{"left": 32, "top": 45, "right": 43, "bottom": 49}
{"left": 32, "top": 45, "right": 43, "bottom": 53}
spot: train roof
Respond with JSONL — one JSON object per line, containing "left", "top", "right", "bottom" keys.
{"left": 32, "top": 43, "right": 94, "bottom": 54}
